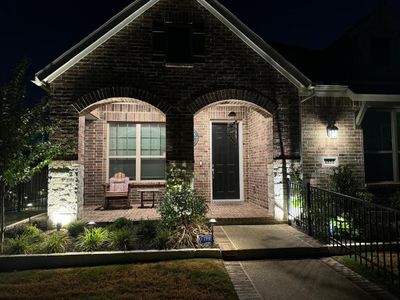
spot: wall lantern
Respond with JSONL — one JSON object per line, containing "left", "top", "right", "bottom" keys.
{"left": 327, "top": 121, "right": 339, "bottom": 139}
{"left": 228, "top": 111, "right": 237, "bottom": 120}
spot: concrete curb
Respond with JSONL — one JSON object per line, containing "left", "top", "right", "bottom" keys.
{"left": 0, "top": 249, "right": 221, "bottom": 272}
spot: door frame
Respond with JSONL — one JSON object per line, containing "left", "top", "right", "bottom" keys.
{"left": 209, "top": 120, "right": 244, "bottom": 202}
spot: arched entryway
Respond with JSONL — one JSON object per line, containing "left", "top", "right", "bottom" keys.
{"left": 78, "top": 97, "right": 167, "bottom": 207}
{"left": 193, "top": 99, "right": 274, "bottom": 214}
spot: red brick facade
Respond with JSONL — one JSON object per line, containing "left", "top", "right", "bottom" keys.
{"left": 301, "top": 97, "right": 365, "bottom": 188}
{"left": 48, "top": 0, "right": 299, "bottom": 164}
{"left": 41, "top": 0, "right": 366, "bottom": 221}
{"left": 193, "top": 102, "right": 273, "bottom": 207}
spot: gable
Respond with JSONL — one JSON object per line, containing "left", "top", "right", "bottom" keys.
{"left": 34, "top": 0, "right": 311, "bottom": 89}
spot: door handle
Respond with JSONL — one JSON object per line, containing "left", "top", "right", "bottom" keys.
{"left": 212, "top": 164, "right": 215, "bottom": 180}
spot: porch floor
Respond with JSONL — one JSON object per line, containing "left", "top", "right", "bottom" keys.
{"left": 81, "top": 202, "right": 272, "bottom": 224}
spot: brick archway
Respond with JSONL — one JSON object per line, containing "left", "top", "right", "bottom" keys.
{"left": 73, "top": 87, "right": 170, "bottom": 114}
{"left": 189, "top": 88, "right": 278, "bottom": 115}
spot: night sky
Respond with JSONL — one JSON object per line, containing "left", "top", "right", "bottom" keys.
{"left": 0, "top": 0, "right": 399, "bottom": 100}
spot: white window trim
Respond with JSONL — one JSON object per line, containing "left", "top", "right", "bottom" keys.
{"left": 365, "top": 110, "right": 400, "bottom": 183}
{"left": 107, "top": 122, "right": 166, "bottom": 183}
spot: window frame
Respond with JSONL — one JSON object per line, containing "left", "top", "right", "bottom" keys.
{"left": 107, "top": 122, "right": 166, "bottom": 183}
{"left": 363, "top": 109, "right": 400, "bottom": 183}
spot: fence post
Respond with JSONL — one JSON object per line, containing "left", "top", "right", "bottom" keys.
{"left": 306, "top": 182, "right": 313, "bottom": 236}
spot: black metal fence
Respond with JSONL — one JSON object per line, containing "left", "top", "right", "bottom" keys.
{"left": 288, "top": 180, "right": 400, "bottom": 285}
{"left": 1, "top": 168, "right": 48, "bottom": 213}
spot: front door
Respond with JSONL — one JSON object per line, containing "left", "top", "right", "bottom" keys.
{"left": 212, "top": 123, "right": 240, "bottom": 200}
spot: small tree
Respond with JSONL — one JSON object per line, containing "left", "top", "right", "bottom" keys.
{"left": 0, "top": 60, "right": 62, "bottom": 252}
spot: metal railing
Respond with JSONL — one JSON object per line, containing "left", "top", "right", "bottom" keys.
{"left": 288, "top": 180, "right": 400, "bottom": 285}
{"left": 1, "top": 168, "right": 48, "bottom": 213}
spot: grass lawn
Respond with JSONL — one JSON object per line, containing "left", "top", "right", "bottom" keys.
{"left": 0, "top": 259, "right": 238, "bottom": 300}
{"left": 5, "top": 210, "right": 46, "bottom": 226}
{"left": 335, "top": 255, "right": 400, "bottom": 297}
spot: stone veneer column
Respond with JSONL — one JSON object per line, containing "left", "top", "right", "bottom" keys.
{"left": 48, "top": 161, "right": 84, "bottom": 226}
{"left": 273, "top": 159, "right": 301, "bottom": 221}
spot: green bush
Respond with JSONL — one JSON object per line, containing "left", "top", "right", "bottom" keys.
{"left": 159, "top": 184, "right": 208, "bottom": 227}
{"left": 136, "top": 220, "right": 159, "bottom": 241}
{"left": 4, "top": 235, "right": 32, "bottom": 254}
{"left": 77, "top": 227, "right": 109, "bottom": 252}
{"left": 3, "top": 225, "right": 43, "bottom": 254}
{"left": 107, "top": 218, "right": 133, "bottom": 232}
{"left": 5, "top": 224, "right": 27, "bottom": 239}
{"left": 67, "top": 221, "right": 86, "bottom": 238}
{"left": 40, "top": 233, "right": 69, "bottom": 254}
{"left": 330, "top": 165, "right": 358, "bottom": 196}
{"left": 109, "top": 229, "right": 134, "bottom": 251}
{"left": 155, "top": 229, "right": 172, "bottom": 250}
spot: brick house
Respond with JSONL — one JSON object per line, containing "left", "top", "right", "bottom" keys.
{"left": 33, "top": 0, "right": 400, "bottom": 225}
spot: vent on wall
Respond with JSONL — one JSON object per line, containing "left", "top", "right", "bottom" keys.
{"left": 321, "top": 157, "right": 339, "bottom": 168}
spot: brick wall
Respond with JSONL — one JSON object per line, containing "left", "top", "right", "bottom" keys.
{"left": 193, "top": 102, "right": 273, "bottom": 210}
{"left": 47, "top": 0, "right": 300, "bottom": 164}
{"left": 83, "top": 101, "right": 166, "bottom": 206}
{"left": 301, "top": 97, "right": 364, "bottom": 188}
{"left": 247, "top": 109, "right": 273, "bottom": 209}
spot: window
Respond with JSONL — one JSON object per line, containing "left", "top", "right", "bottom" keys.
{"left": 363, "top": 110, "right": 400, "bottom": 182}
{"left": 109, "top": 123, "right": 166, "bottom": 181}
{"left": 152, "top": 20, "right": 205, "bottom": 63}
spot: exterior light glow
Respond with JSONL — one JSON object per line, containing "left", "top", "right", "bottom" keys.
{"left": 327, "top": 122, "right": 338, "bottom": 139}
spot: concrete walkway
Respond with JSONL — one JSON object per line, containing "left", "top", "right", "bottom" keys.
{"left": 218, "top": 225, "right": 397, "bottom": 300}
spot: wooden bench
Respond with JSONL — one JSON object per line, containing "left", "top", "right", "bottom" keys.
{"left": 137, "top": 188, "right": 162, "bottom": 208}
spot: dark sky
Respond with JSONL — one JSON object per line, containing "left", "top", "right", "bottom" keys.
{"left": 0, "top": 0, "right": 398, "bottom": 100}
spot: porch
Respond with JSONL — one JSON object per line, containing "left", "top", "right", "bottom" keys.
{"left": 81, "top": 202, "right": 273, "bottom": 224}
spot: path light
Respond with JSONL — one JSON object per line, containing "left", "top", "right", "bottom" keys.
{"left": 26, "top": 203, "right": 33, "bottom": 224}
{"left": 209, "top": 218, "right": 217, "bottom": 246}
{"left": 88, "top": 221, "right": 97, "bottom": 228}
{"left": 327, "top": 121, "right": 338, "bottom": 139}
{"left": 56, "top": 223, "right": 62, "bottom": 232}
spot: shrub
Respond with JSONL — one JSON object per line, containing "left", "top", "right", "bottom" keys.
{"left": 330, "top": 165, "right": 358, "bottom": 196}
{"left": 136, "top": 220, "right": 159, "bottom": 241}
{"left": 5, "top": 224, "right": 27, "bottom": 239}
{"left": 355, "top": 190, "right": 374, "bottom": 202}
{"left": 4, "top": 235, "right": 32, "bottom": 254}
{"left": 40, "top": 233, "right": 69, "bottom": 254}
{"left": 107, "top": 217, "right": 133, "bottom": 231}
{"left": 159, "top": 184, "right": 208, "bottom": 228}
{"left": 389, "top": 191, "right": 400, "bottom": 210}
{"left": 32, "top": 216, "right": 49, "bottom": 231}
{"left": 67, "top": 221, "right": 86, "bottom": 238}
{"left": 77, "top": 227, "right": 109, "bottom": 252}
{"left": 109, "top": 229, "right": 134, "bottom": 251}
{"left": 155, "top": 229, "right": 172, "bottom": 250}
{"left": 22, "top": 225, "right": 43, "bottom": 243}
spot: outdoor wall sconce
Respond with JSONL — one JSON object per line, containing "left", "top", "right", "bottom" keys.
{"left": 327, "top": 121, "right": 339, "bottom": 139}
{"left": 228, "top": 111, "right": 237, "bottom": 120}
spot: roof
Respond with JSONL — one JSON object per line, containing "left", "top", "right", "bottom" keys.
{"left": 34, "top": 0, "right": 312, "bottom": 89}
{"left": 272, "top": 5, "right": 400, "bottom": 94}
